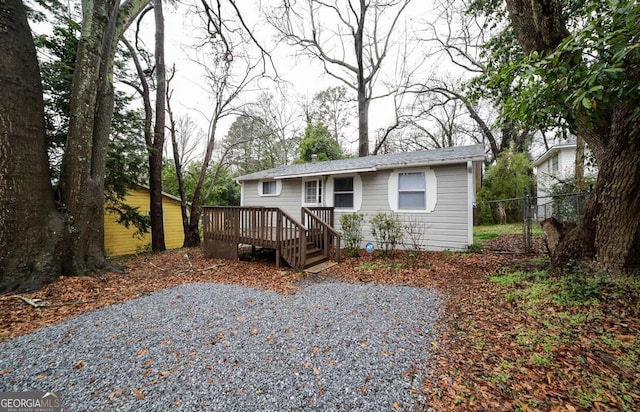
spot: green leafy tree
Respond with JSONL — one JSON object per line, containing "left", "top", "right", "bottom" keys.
{"left": 296, "top": 122, "right": 344, "bottom": 163}
{"left": 370, "top": 212, "right": 404, "bottom": 258}
{"left": 162, "top": 161, "right": 239, "bottom": 207}
{"left": 480, "top": 0, "right": 640, "bottom": 271}
{"left": 339, "top": 213, "right": 365, "bottom": 257}
{"left": 477, "top": 150, "right": 535, "bottom": 224}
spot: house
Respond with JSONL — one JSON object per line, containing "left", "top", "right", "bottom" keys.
{"left": 214, "top": 145, "right": 484, "bottom": 261}
{"left": 532, "top": 143, "right": 597, "bottom": 220}
{"left": 104, "top": 186, "right": 186, "bottom": 256}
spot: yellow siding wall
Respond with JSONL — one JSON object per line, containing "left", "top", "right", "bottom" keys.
{"left": 104, "top": 187, "right": 186, "bottom": 256}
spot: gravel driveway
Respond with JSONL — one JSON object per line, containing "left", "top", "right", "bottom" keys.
{"left": 0, "top": 280, "right": 441, "bottom": 411}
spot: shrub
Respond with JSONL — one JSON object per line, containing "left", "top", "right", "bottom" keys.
{"left": 404, "top": 217, "right": 427, "bottom": 252}
{"left": 339, "top": 213, "right": 364, "bottom": 257}
{"left": 370, "top": 211, "right": 404, "bottom": 258}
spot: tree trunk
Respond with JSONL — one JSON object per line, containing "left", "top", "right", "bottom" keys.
{"left": 60, "top": 0, "right": 150, "bottom": 275}
{"left": 0, "top": 0, "right": 65, "bottom": 292}
{"left": 554, "top": 108, "right": 640, "bottom": 273}
{"left": 504, "top": 0, "right": 640, "bottom": 273}
{"left": 59, "top": 0, "right": 111, "bottom": 274}
{"left": 356, "top": 0, "right": 369, "bottom": 157}
{"left": 185, "top": 116, "right": 220, "bottom": 248}
{"left": 150, "top": 0, "right": 166, "bottom": 252}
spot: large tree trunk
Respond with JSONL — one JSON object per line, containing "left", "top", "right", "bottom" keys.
{"left": 505, "top": 0, "right": 640, "bottom": 273}
{"left": 555, "top": 111, "right": 640, "bottom": 272}
{"left": 149, "top": 0, "right": 167, "bottom": 252}
{"left": 59, "top": 0, "right": 112, "bottom": 274}
{"left": 1, "top": 0, "right": 149, "bottom": 289}
{"left": 59, "top": 0, "right": 150, "bottom": 275}
{"left": 0, "top": 0, "right": 65, "bottom": 292}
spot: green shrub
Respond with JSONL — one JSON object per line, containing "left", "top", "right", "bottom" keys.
{"left": 339, "top": 213, "right": 364, "bottom": 257}
{"left": 370, "top": 211, "right": 404, "bottom": 258}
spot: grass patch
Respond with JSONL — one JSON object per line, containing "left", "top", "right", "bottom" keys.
{"left": 474, "top": 223, "right": 544, "bottom": 241}
{"left": 471, "top": 261, "right": 640, "bottom": 410}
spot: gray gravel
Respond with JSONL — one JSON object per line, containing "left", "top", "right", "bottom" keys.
{"left": 0, "top": 281, "right": 441, "bottom": 411}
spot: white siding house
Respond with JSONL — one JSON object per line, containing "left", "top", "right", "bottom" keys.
{"left": 532, "top": 143, "right": 598, "bottom": 220}
{"left": 236, "top": 145, "right": 485, "bottom": 251}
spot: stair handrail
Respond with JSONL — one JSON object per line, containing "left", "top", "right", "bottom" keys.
{"left": 277, "top": 208, "right": 307, "bottom": 269}
{"left": 302, "top": 207, "right": 341, "bottom": 263}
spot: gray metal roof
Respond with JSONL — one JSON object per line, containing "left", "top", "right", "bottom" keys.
{"left": 236, "top": 144, "right": 485, "bottom": 181}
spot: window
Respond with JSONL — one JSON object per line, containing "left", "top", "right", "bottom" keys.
{"left": 550, "top": 154, "right": 559, "bottom": 173}
{"left": 398, "top": 172, "right": 426, "bottom": 210}
{"left": 304, "top": 180, "right": 322, "bottom": 204}
{"left": 258, "top": 180, "right": 281, "bottom": 196}
{"left": 333, "top": 177, "right": 354, "bottom": 208}
{"left": 262, "top": 181, "right": 276, "bottom": 195}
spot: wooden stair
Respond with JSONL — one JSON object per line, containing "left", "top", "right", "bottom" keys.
{"left": 202, "top": 206, "right": 340, "bottom": 270}
{"left": 304, "top": 242, "right": 328, "bottom": 268}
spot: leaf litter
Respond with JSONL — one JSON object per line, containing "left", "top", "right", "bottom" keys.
{"left": 1, "top": 241, "right": 638, "bottom": 411}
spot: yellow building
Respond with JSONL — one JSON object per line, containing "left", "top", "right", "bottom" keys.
{"left": 104, "top": 186, "right": 187, "bottom": 256}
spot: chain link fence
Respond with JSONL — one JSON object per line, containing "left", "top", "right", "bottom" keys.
{"left": 477, "top": 192, "right": 590, "bottom": 253}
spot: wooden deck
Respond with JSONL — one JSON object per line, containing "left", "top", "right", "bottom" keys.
{"left": 202, "top": 206, "right": 341, "bottom": 269}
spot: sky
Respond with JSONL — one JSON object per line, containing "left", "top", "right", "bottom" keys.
{"left": 133, "top": 0, "right": 444, "bottom": 159}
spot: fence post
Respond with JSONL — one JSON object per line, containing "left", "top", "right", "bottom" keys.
{"left": 523, "top": 195, "right": 532, "bottom": 253}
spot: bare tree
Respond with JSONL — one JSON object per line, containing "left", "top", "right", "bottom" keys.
{"left": 252, "top": 88, "right": 304, "bottom": 166}
{"left": 173, "top": 0, "right": 266, "bottom": 247}
{"left": 268, "top": 0, "right": 414, "bottom": 157}
{"left": 149, "top": 0, "right": 167, "bottom": 251}
{"left": 310, "top": 86, "right": 354, "bottom": 149}
{"left": 411, "top": 0, "right": 530, "bottom": 160}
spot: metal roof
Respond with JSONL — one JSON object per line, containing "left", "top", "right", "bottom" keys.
{"left": 236, "top": 144, "right": 485, "bottom": 181}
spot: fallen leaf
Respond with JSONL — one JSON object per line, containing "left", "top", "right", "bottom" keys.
{"left": 615, "top": 334, "right": 635, "bottom": 343}
{"left": 108, "top": 388, "right": 124, "bottom": 401}
{"left": 313, "top": 366, "right": 321, "bottom": 375}
{"left": 74, "top": 360, "right": 86, "bottom": 369}
{"left": 133, "top": 388, "right": 145, "bottom": 400}
{"left": 136, "top": 348, "right": 148, "bottom": 357}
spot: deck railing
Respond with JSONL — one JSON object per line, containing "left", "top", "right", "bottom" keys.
{"left": 202, "top": 206, "right": 339, "bottom": 269}
{"left": 302, "top": 207, "right": 341, "bottom": 263}
{"left": 278, "top": 209, "right": 306, "bottom": 269}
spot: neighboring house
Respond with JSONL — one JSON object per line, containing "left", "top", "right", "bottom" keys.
{"left": 104, "top": 186, "right": 186, "bottom": 256}
{"left": 532, "top": 143, "right": 598, "bottom": 220}
{"left": 235, "top": 144, "right": 485, "bottom": 252}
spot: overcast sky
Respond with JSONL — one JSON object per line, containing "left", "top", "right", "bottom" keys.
{"left": 130, "top": 0, "right": 451, "bottom": 158}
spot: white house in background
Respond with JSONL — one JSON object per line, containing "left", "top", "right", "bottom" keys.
{"left": 532, "top": 143, "right": 598, "bottom": 220}
{"left": 235, "top": 144, "right": 485, "bottom": 251}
